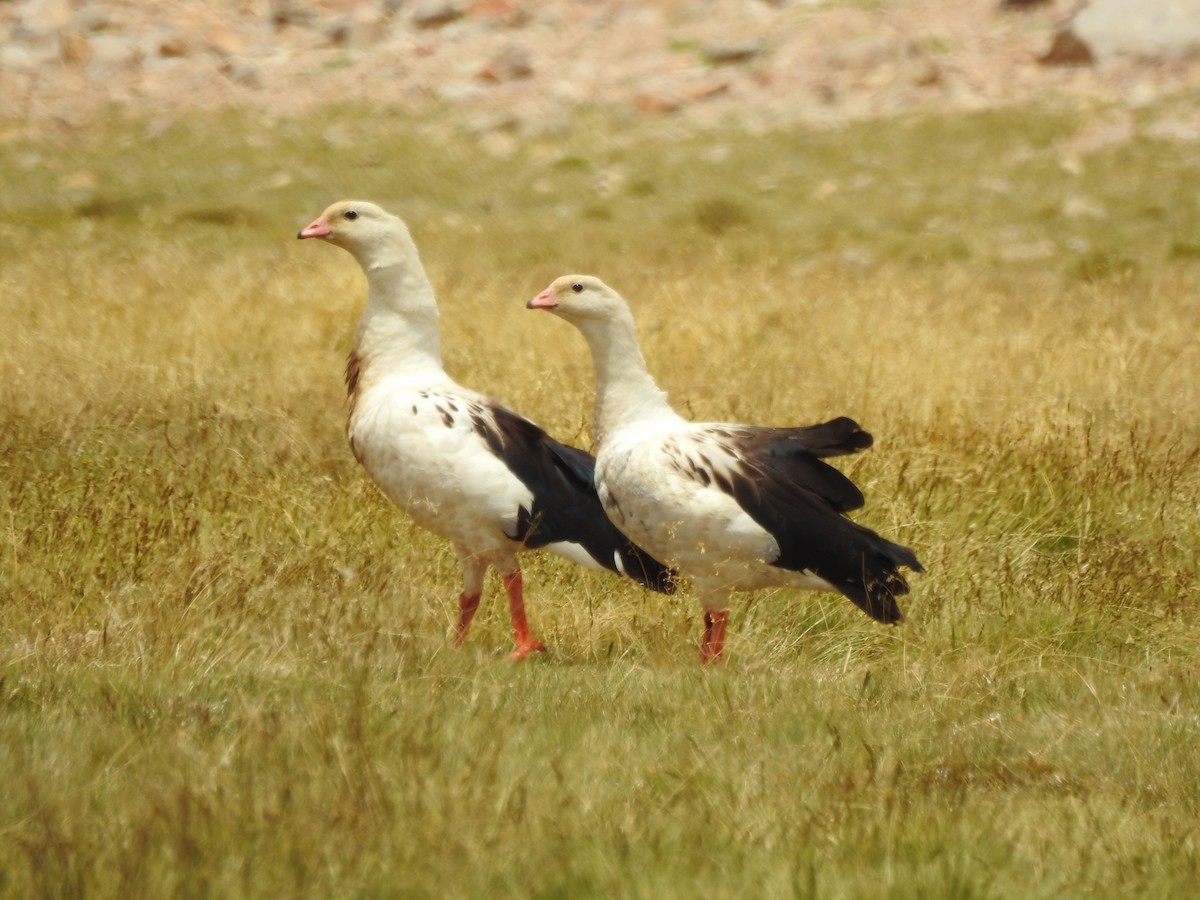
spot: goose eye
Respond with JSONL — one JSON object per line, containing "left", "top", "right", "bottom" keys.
{"left": 344, "top": 210, "right": 358, "bottom": 220}
{"left": 571, "top": 282, "right": 584, "bottom": 293}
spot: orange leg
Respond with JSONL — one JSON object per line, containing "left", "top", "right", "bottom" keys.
{"left": 699, "top": 610, "right": 730, "bottom": 664}
{"left": 453, "top": 591, "right": 482, "bottom": 647}
{"left": 503, "top": 569, "right": 546, "bottom": 660}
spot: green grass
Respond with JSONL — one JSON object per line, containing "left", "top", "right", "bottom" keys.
{"left": 2, "top": 99, "right": 1199, "bottom": 897}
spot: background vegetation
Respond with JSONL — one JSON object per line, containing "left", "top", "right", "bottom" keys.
{"left": 2, "top": 98, "right": 1198, "bottom": 897}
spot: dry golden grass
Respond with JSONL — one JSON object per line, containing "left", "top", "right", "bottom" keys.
{"left": 2, "top": 103, "right": 1199, "bottom": 897}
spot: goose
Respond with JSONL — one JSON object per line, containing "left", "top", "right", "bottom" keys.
{"left": 527, "top": 274, "right": 922, "bottom": 662}
{"left": 298, "top": 204, "right": 673, "bottom": 659}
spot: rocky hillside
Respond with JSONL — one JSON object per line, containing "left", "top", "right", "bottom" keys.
{"left": 3, "top": 0, "right": 1200, "bottom": 132}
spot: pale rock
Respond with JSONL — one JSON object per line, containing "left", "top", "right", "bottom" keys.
{"left": 476, "top": 42, "right": 532, "bottom": 81}
{"left": 15, "top": 0, "right": 73, "bottom": 37}
{"left": 222, "top": 59, "right": 264, "bottom": 88}
{"left": 1073, "top": 0, "right": 1200, "bottom": 60}
{"left": 634, "top": 89, "right": 682, "bottom": 115}
{"left": 205, "top": 26, "right": 245, "bottom": 58}
{"left": 468, "top": 0, "right": 528, "bottom": 26}
{"left": 702, "top": 39, "right": 764, "bottom": 66}
{"left": 271, "top": 0, "right": 315, "bottom": 29}
{"left": 325, "top": 13, "right": 388, "bottom": 48}
{"left": 686, "top": 79, "right": 731, "bottom": 102}
{"left": 59, "top": 31, "right": 92, "bottom": 67}
{"left": 0, "top": 44, "right": 40, "bottom": 70}
{"left": 549, "top": 78, "right": 587, "bottom": 102}
{"left": 148, "top": 29, "right": 195, "bottom": 59}
{"left": 69, "top": 7, "right": 114, "bottom": 35}
{"left": 413, "top": 0, "right": 464, "bottom": 28}
{"left": 87, "top": 34, "right": 142, "bottom": 69}
{"left": 435, "top": 80, "right": 484, "bottom": 102}
{"left": 913, "top": 60, "right": 941, "bottom": 87}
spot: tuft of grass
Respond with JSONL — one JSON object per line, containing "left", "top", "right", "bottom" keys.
{"left": 1, "top": 100, "right": 1199, "bottom": 897}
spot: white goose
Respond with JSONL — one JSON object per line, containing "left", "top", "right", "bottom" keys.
{"left": 298, "top": 204, "right": 673, "bottom": 659}
{"left": 528, "top": 275, "right": 923, "bottom": 662}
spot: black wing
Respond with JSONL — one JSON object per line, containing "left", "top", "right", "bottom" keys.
{"left": 470, "top": 402, "right": 677, "bottom": 594}
{"left": 697, "top": 418, "right": 922, "bottom": 623}
{"left": 711, "top": 416, "right": 873, "bottom": 513}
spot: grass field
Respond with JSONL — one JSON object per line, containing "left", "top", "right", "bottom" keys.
{"left": 2, "top": 99, "right": 1199, "bottom": 897}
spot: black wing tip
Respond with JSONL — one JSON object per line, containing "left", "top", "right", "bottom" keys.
{"left": 828, "top": 414, "right": 870, "bottom": 435}
{"left": 857, "top": 576, "right": 908, "bottom": 624}
{"left": 761, "top": 417, "right": 873, "bottom": 460}
{"left": 889, "top": 541, "right": 924, "bottom": 575}
{"left": 813, "top": 416, "right": 875, "bottom": 455}
{"left": 840, "top": 540, "right": 924, "bottom": 624}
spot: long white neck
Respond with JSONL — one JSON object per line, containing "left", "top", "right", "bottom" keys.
{"left": 352, "top": 239, "right": 445, "bottom": 383}
{"left": 572, "top": 306, "right": 679, "bottom": 443}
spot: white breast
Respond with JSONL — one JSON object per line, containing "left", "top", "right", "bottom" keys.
{"left": 596, "top": 425, "right": 780, "bottom": 574}
{"left": 349, "top": 378, "right": 530, "bottom": 545}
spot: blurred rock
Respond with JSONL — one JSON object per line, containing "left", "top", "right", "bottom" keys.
{"left": 324, "top": 12, "right": 388, "bottom": 48}
{"left": 413, "top": 0, "right": 464, "bottom": 28}
{"left": 0, "top": 43, "right": 49, "bottom": 70}
{"left": 88, "top": 35, "right": 141, "bottom": 69}
{"left": 687, "top": 80, "right": 731, "bottom": 102}
{"left": 1039, "top": 28, "right": 1094, "bottom": 66}
{"left": 1070, "top": 0, "right": 1200, "bottom": 60}
{"left": 702, "top": 40, "right": 764, "bottom": 66}
{"left": 913, "top": 59, "right": 942, "bottom": 87}
{"left": 634, "top": 90, "right": 682, "bottom": 115}
{"left": 14, "top": 0, "right": 72, "bottom": 37}
{"left": 69, "top": 6, "right": 112, "bottom": 34}
{"left": 468, "top": 0, "right": 526, "bottom": 25}
{"left": 3, "top": 0, "right": 1200, "bottom": 140}
{"left": 221, "top": 59, "right": 264, "bottom": 88}
{"left": 59, "top": 31, "right": 92, "bottom": 67}
{"left": 476, "top": 42, "right": 532, "bottom": 81}
{"left": 150, "top": 30, "right": 194, "bottom": 59}
{"left": 205, "top": 25, "right": 245, "bottom": 58}
{"left": 271, "top": 0, "right": 314, "bottom": 29}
